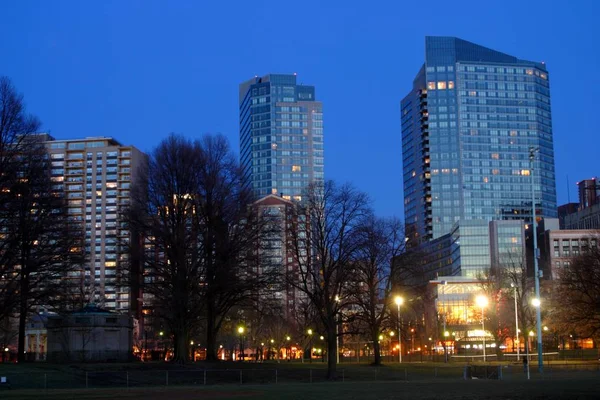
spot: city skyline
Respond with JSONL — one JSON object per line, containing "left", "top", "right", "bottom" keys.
{"left": 1, "top": 1, "right": 598, "bottom": 218}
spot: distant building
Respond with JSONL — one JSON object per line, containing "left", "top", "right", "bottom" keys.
{"left": 432, "top": 277, "right": 494, "bottom": 355}
{"left": 239, "top": 73, "right": 324, "bottom": 201}
{"left": 561, "top": 179, "right": 600, "bottom": 230}
{"left": 577, "top": 178, "right": 600, "bottom": 210}
{"left": 401, "top": 36, "right": 557, "bottom": 244}
{"left": 24, "top": 312, "right": 53, "bottom": 361}
{"left": 47, "top": 304, "right": 132, "bottom": 362}
{"left": 252, "top": 194, "right": 305, "bottom": 323}
{"left": 400, "top": 220, "right": 525, "bottom": 286}
{"left": 42, "top": 134, "right": 146, "bottom": 315}
{"left": 538, "top": 226, "right": 600, "bottom": 280}
{"left": 558, "top": 203, "right": 578, "bottom": 229}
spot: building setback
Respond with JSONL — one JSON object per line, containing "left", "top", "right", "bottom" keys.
{"left": 43, "top": 135, "right": 145, "bottom": 315}
{"left": 401, "top": 37, "right": 557, "bottom": 244}
{"left": 239, "top": 73, "right": 324, "bottom": 201}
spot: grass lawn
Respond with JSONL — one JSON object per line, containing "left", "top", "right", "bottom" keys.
{"left": 2, "top": 378, "right": 600, "bottom": 400}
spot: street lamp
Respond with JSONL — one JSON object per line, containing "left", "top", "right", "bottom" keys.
{"left": 529, "top": 146, "right": 544, "bottom": 373}
{"left": 286, "top": 335, "right": 291, "bottom": 360}
{"left": 475, "top": 295, "right": 489, "bottom": 362}
{"left": 335, "top": 295, "right": 341, "bottom": 364}
{"left": 307, "top": 329, "right": 314, "bottom": 363}
{"left": 394, "top": 296, "right": 404, "bottom": 363}
{"left": 238, "top": 326, "right": 245, "bottom": 362}
{"left": 511, "top": 282, "right": 520, "bottom": 361}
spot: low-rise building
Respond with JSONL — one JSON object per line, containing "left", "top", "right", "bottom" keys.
{"left": 47, "top": 304, "right": 132, "bottom": 362}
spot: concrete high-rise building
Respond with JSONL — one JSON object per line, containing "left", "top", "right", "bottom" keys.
{"left": 239, "top": 73, "right": 324, "bottom": 201}
{"left": 577, "top": 178, "right": 600, "bottom": 211}
{"left": 401, "top": 37, "right": 557, "bottom": 244}
{"left": 43, "top": 135, "right": 145, "bottom": 314}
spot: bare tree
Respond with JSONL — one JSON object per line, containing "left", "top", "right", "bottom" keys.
{"left": 0, "top": 76, "right": 42, "bottom": 321}
{"left": 0, "top": 77, "right": 85, "bottom": 362}
{"left": 552, "top": 247, "right": 600, "bottom": 340}
{"left": 348, "top": 216, "right": 405, "bottom": 365}
{"left": 287, "top": 180, "right": 371, "bottom": 379}
{"left": 129, "top": 134, "right": 275, "bottom": 363}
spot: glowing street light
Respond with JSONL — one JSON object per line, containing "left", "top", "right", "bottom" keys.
{"left": 475, "top": 295, "right": 489, "bottom": 362}
{"left": 394, "top": 296, "right": 404, "bottom": 363}
{"left": 531, "top": 298, "right": 541, "bottom": 308}
{"left": 237, "top": 326, "right": 245, "bottom": 362}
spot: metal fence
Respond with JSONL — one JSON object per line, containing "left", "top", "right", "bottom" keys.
{"left": 1, "top": 362, "right": 599, "bottom": 391}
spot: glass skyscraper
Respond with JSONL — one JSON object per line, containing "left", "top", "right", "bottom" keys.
{"left": 239, "top": 73, "right": 324, "bottom": 201}
{"left": 401, "top": 37, "right": 557, "bottom": 243}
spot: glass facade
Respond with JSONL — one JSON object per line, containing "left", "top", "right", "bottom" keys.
{"left": 239, "top": 74, "right": 324, "bottom": 200}
{"left": 402, "top": 37, "right": 557, "bottom": 243}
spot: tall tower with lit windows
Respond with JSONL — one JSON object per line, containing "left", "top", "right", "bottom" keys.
{"left": 401, "top": 37, "right": 557, "bottom": 244}
{"left": 239, "top": 74, "right": 324, "bottom": 201}
{"left": 44, "top": 135, "right": 145, "bottom": 314}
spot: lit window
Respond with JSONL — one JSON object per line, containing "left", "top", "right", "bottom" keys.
{"left": 483, "top": 177, "right": 489, "bottom": 183}
{"left": 526, "top": 69, "right": 533, "bottom": 75}
{"left": 272, "top": 188, "right": 278, "bottom": 194}
{"left": 427, "top": 82, "right": 436, "bottom": 90}
{"left": 293, "top": 196, "right": 302, "bottom": 202}
{"left": 521, "top": 169, "right": 530, "bottom": 176}
{"left": 492, "top": 169, "right": 499, "bottom": 175}
{"left": 540, "top": 73, "right": 547, "bottom": 80}
{"left": 292, "top": 165, "right": 301, "bottom": 172}
{"left": 448, "top": 81, "right": 455, "bottom": 89}
{"left": 510, "top": 130, "right": 517, "bottom": 137}
{"left": 282, "top": 195, "right": 291, "bottom": 200}
{"left": 437, "top": 81, "right": 447, "bottom": 90}
{"left": 491, "top": 153, "right": 499, "bottom": 160}
{"left": 469, "top": 91, "right": 477, "bottom": 96}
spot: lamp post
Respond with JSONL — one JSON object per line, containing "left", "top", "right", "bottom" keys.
{"left": 529, "top": 146, "right": 544, "bottom": 373}
{"left": 394, "top": 296, "right": 404, "bottom": 363}
{"left": 286, "top": 335, "right": 291, "bottom": 360}
{"left": 307, "top": 329, "right": 313, "bottom": 363}
{"left": 335, "top": 295, "right": 341, "bottom": 364}
{"left": 389, "top": 331, "right": 394, "bottom": 362}
{"left": 511, "top": 283, "right": 520, "bottom": 361}
{"left": 238, "top": 327, "right": 245, "bottom": 362}
{"left": 159, "top": 331, "right": 164, "bottom": 360}
{"left": 270, "top": 339, "right": 275, "bottom": 362}
{"left": 475, "top": 295, "right": 488, "bottom": 362}
{"left": 440, "top": 280, "right": 448, "bottom": 362}
{"left": 531, "top": 298, "right": 542, "bottom": 360}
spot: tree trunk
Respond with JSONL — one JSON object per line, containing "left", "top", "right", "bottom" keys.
{"left": 372, "top": 333, "right": 381, "bottom": 366}
{"left": 17, "top": 275, "right": 28, "bottom": 363}
{"left": 172, "top": 329, "right": 188, "bottom": 364}
{"left": 205, "top": 305, "right": 218, "bottom": 361}
{"left": 327, "top": 324, "right": 337, "bottom": 380}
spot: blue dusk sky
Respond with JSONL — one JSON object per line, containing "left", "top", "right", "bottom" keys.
{"left": 1, "top": 0, "right": 598, "bottom": 218}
